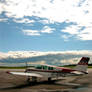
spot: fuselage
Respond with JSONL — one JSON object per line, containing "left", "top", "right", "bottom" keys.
{"left": 26, "top": 65, "right": 76, "bottom": 78}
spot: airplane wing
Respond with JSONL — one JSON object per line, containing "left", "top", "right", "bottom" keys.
{"left": 6, "top": 71, "right": 43, "bottom": 78}
{"left": 71, "top": 71, "right": 85, "bottom": 75}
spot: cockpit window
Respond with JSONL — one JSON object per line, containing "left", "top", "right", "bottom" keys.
{"left": 35, "top": 65, "right": 42, "bottom": 69}
{"left": 35, "top": 65, "right": 55, "bottom": 70}
{"left": 43, "top": 66, "right": 48, "bottom": 70}
{"left": 48, "top": 67, "right": 54, "bottom": 70}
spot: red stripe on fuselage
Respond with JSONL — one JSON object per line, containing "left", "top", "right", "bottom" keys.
{"left": 56, "top": 67, "right": 75, "bottom": 73}
{"left": 26, "top": 68, "right": 75, "bottom": 73}
{"left": 78, "top": 62, "right": 88, "bottom": 65}
{"left": 26, "top": 69, "right": 62, "bottom": 73}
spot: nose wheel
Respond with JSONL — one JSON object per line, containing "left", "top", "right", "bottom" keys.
{"left": 27, "top": 76, "right": 30, "bottom": 82}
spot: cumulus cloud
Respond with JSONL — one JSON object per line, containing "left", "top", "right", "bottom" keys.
{"left": 0, "top": 50, "right": 92, "bottom": 66}
{"left": 23, "top": 30, "right": 40, "bottom": 36}
{"left": 13, "top": 18, "right": 35, "bottom": 24}
{"left": 0, "top": 2, "right": 4, "bottom": 14}
{"left": 0, "top": 0, "right": 92, "bottom": 40}
{"left": 0, "top": 18, "right": 8, "bottom": 22}
{"left": 38, "top": 19, "right": 50, "bottom": 24}
{"left": 23, "top": 26, "right": 55, "bottom": 36}
{"left": 62, "top": 25, "right": 92, "bottom": 40}
{"left": 41, "top": 26, "right": 55, "bottom": 34}
{"left": 78, "top": 26, "right": 92, "bottom": 40}
{"left": 62, "top": 25, "right": 81, "bottom": 35}
{"left": 1, "top": 0, "right": 91, "bottom": 23}
{"left": 61, "top": 35, "right": 71, "bottom": 41}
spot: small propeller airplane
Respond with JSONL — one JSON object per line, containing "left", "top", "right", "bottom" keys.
{"left": 6, "top": 57, "right": 90, "bottom": 82}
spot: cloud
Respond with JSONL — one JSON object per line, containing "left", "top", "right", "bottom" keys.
{"left": 62, "top": 25, "right": 80, "bottom": 35}
{"left": 0, "top": 18, "right": 8, "bottom": 22}
{"left": 0, "top": 2, "right": 4, "bottom": 14}
{"left": 23, "top": 26, "right": 55, "bottom": 36}
{"left": 0, "top": 50, "right": 92, "bottom": 66}
{"left": 78, "top": 26, "right": 92, "bottom": 40}
{"left": 0, "top": 0, "right": 92, "bottom": 40}
{"left": 38, "top": 19, "right": 50, "bottom": 24}
{"left": 41, "top": 26, "right": 55, "bottom": 34}
{"left": 13, "top": 18, "right": 35, "bottom": 24}
{"left": 62, "top": 25, "right": 92, "bottom": 40}
{"left": 1, "top": 0, "right": 91, "bottom": 23}
{"left": 61, "top": 35, "right": 71, "bottom": 41}
{"left": 23, "top": 30, "right": 40, "bottom": 36}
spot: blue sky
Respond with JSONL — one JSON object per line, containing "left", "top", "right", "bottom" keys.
{"left": 0, "top": 0, "right": 92, "bottom": 52}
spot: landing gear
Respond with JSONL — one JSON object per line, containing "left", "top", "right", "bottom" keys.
{"left": 27, "top": 76, "right": 37, "bottom": 83}
{"left": 48, "top": 77, "right": 51, "bottom": 81}
{"left": 27, "top": 76, "right": 30, "bottom": 83}
{"left": 32, "top": 77, "right": 37, "bottom": 82}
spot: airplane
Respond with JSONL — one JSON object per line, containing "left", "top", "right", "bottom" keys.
{"left": 6, "top": 57, "right": 90, "bottom": 82}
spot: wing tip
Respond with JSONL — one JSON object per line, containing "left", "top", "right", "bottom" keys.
{"left": 6, "top": 71, "right": 11, "bottom": 74}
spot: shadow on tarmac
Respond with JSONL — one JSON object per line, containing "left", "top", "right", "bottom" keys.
{"left": 0, "top": 79, "right": 67, "bottom": 90}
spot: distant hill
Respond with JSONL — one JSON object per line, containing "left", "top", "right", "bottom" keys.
{"left": 0, "top": 64, "right": 92, "bottom": 69}
{"left": 63, "top": 64, "right": 92, "bottom": 68}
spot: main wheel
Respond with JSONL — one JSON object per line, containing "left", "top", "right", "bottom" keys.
{"left": 27, "top": 77, "right": 30, "bottom": 83}
{"left": 48, "top": 77, "right": 51, "bottom": 81}
{"left": 32, "top": 77, "right": 37, "bottom": 82}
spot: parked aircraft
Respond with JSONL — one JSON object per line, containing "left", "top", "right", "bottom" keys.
{"left": 6, "top": 57, "right": 90, "bottom": 82}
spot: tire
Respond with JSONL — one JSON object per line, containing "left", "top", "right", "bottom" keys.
{"left": 48, "top": 77, "right": 51, "bottom": 81}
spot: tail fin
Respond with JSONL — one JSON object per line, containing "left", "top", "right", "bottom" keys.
{"left": 74, "top": 57, "right": 90, "bottom": 73}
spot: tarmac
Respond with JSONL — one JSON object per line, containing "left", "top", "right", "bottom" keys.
{"left": 0, "top": 69, "right": 92, "bottom": 92}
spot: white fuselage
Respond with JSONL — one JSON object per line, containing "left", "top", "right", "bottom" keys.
{"left": 26, "top": 69, "right": 62, "bottom": 78}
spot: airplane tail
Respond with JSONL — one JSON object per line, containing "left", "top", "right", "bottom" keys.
{"left": 74, "top": 57, "right": 90, "bottom": 73}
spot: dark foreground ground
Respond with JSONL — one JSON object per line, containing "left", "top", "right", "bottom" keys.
{"left": 0, "top": 69, "right": 92, "bottom": 92}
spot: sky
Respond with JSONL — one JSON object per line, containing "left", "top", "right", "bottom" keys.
{"left": 0, "top": 0, "right": 92, "bottom": 65}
